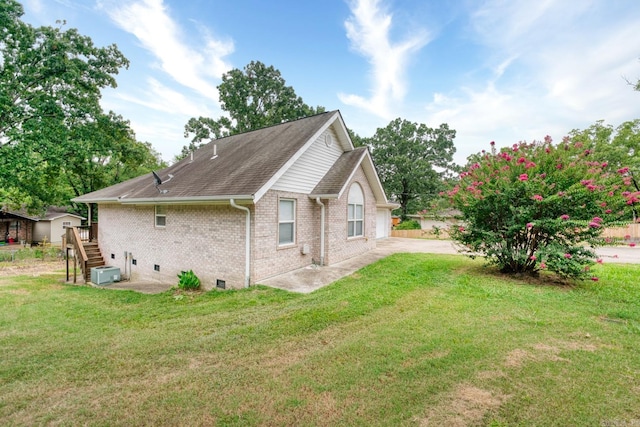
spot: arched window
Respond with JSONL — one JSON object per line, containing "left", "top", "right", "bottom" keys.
{"left": 347, "top": 183, "right": 364, "bottom": 237}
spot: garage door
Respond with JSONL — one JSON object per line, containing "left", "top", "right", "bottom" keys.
{"left": 376, "top": 209, "right": 388, "bottom": 239}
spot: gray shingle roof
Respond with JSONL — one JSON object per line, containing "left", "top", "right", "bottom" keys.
{"left": 310, "top": 147, "right": 368, "bottom": 197}
{"left": 73, "top": 111, "right": 340, "bottom": 203}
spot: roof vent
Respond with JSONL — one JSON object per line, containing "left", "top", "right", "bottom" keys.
{"left": 211, "top": 144, "right": 218, "bottom": 160}
{"left": 325, "top": 134, "right": 333, "bottom": 147}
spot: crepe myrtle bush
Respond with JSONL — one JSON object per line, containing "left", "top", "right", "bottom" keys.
{"left": 447, "top": 136, "right": 638, "bottom": 280}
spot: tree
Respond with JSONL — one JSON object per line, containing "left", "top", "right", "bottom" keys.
{"left": 181, "top": 61, "right": 324, "bottom": 158}
{"left": 0, "top": 0, "right": 162, "bottom": 213}
{"left": 368, "top": 119, "right": 457, "bottom": 218}
{"left": 448, "top": 137, "right": 637, "bottom": 280}
{"left": 570, "top": 120, "right": 640, "bottom": 220}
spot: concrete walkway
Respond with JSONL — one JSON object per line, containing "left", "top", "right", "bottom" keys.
{"left": 95, "top": 238, "right": 638, "bottom": 294}
{"left": 259, "top": 238, "right": 460, "bottom": 293}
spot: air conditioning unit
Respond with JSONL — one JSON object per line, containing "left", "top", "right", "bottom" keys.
{"left": 91, "top": 266, "right": 121, "bottom": 285}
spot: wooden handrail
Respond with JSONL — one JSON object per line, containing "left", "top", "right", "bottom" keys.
{"left": 71, "top": 227, "right": 89, "bottom": 263}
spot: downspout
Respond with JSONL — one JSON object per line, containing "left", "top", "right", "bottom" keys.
{"left": 230, "top": 199, "right": 251, "bottom": 288}
{"left": 315, "top": 197, "right": 325, "bottom": 266}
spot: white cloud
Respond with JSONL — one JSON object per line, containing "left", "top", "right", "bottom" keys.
{"left": 112, "top": 78, "right": 214, "bottom": 117}
{"left": 98, "top": 0, "right": 233, "bottom": 101}
{"left": 421, "top": 0, "right": 640, "bottom": 165}
{"left": 339, "top": 0, "right": 430, "bottom": 118}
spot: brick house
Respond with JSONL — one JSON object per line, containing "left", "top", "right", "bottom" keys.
{"left": 72, "top": 111, "right": 396, "bottom": 289}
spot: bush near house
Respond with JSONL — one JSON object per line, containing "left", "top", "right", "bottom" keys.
{"left": 448, "top": 137, "right": 637, "bottom": 280}
{"left": 394, "top": 219, "right": 421, "bottom": 230}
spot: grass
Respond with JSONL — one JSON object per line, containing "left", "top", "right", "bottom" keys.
{"left": 1, "top": 254, "right": 639, "bottom": 426}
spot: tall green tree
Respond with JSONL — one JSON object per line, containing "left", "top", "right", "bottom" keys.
{"left": 181, "top": 61, "right": 324, "bottom": 159}
{"left": 368, "top": 119, "right": 457, "bottom": 218}
{"left": 0, "top": 0, "right": 162, "bottom": 213}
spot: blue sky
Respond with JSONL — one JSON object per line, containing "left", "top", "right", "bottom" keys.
{"left": 21, "top": 0, "right": 640, "bottom": 164}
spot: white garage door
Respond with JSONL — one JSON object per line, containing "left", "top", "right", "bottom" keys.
{"left": 376, "top": 209, "right": 389, "bottom": 239}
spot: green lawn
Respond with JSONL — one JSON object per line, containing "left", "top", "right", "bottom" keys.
{"left": 1, "top": 254, "right": 639, "bottom": 426}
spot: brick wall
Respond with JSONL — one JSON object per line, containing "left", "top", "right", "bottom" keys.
{"left": 324, "top": 167, "right": 377, "bottom": 265}
{"left": 98, "top": 203, "right": 248, "bottom": 289}
{"left": 97, "top": 167, "right": 378, "bottom": 289}
{"left": 253, "top": 190, "right": 320, "bottom": 281}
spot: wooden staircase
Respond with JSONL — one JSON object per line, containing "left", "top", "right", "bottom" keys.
{"left": 82, "top": 242, "right": 105, "bottom": 282}
{"left": 65, "top": 225, "right": 104, "bottom": 284}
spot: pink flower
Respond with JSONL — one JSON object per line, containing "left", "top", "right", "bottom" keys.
{"left": 490, "top": 141, "right": 495, "bottom": 146}
{"left": 591, "top": 277, "right": 599, "bottom": 282}
{"left": 596, "top": 259, "right": 603, "bottom": 264}
{"left": 530, "top": 255, "right": 537, "bottom": 261}
{"left": 557, "top": 191, "right": 565, "bottom": 197}
{"left": 458, "top": 227, "right": 465, "bottom": 232}
{"left": 556, "top": 164, "right": 563, "bottom": 169}
{"left": 526, "top": 223, "right": 534, "bottom": 229}
{"left": 588, "top": 222, "right": 601, "bottom": 228}
{"left": 519, "top": 174, "right": 528, "bottom": 181}
{"left": 605, "top": 209, "right": 612, "bottom": 214}
{"left": 617, "top": 167, "right": 630, "bottom": 174}
{"left": 564, "top": 253, "right": 572, "bottom": 259}
{"left": 592, "top": 217, "right": 603, "bottom": 223}
{"left": 540, "top": 262, "right": 547, "bottom": 269}
{"left": 525, "top": 161, "right": 536, "bottom": 169}
{"left": 624, "top": 235, "right": 631, "bottom": 240}
{"left": 600, "top": 202, "right": 607, "bottom": 207}
{"left": 532, "top": 194, "right": 543, "bottom": 201}
{"left": 517, "top": 157, "right": 526, "bottom": 164}
{"left": 560, "top": 214, "right": 570, "bottom": 220}
{"left": 631, "top": 243, "right": 637, "bottom": 248}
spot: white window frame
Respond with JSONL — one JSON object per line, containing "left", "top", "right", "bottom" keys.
{"left": 278, "top": 199, "right": 296, "bottom": 246}
{"left": 347, "top": 183, "right": 364, "bottom": 238}
{"left": 155, "top": 205, "right": 167, "bottom": 228}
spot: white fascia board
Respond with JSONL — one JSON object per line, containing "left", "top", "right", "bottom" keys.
{"left": 332, "top": 111, "right": 355, "bottom": 151}
{"left": 118, "top": 195, "right": 255, "bottom": 205}
{"left": 334, "top": 150, "right": 368, "bottom": 199}
{"left": 253, "top": 111, "right": 340, "bottom": 203}
{"left": 334, "top": 150, "right": 388, "bottom": 203}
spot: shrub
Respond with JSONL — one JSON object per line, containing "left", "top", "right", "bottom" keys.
{"left": 395, "top": 219, "right": 421, "bottom": 230}
{"left": 177, "top": 270, "right": 201, "bottom": 290}
{"left": 447, "top": 137, "right": 636, "bottom": 280}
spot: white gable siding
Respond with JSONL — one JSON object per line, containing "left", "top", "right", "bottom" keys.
{"left": 271, "top": 128, "right": 343, "bottom": 194}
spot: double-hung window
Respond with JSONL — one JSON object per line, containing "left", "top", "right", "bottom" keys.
{"left": 155, "top": 205, "right": 167, "bottom": 228}
{"left": 278, "top": 199, "right": 296, "bottom": 245}
{"left": 347, "top": 183, "right": 364, "bottom": 237}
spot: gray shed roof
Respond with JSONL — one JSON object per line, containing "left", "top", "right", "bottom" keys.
{"left": 73, "top": 111, "right": 345, "bottom": 204}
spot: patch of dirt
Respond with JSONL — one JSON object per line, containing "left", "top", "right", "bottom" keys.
{"left": 0, "top": 260, "right": 66, "bottom": 279}
{"left": 504, "top": 349, "right": 532, "bottom": 368}
{"left": 418, "top": 384, "right": 508, "bottom": 427}
{"left": 505, "top": 340, "right": 599, "bottom": 370}
{"left": 476, "top": 370, "right": 507, "bottom": 380}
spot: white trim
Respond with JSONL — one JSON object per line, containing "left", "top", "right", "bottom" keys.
{"left": 154, "top": 205, "right": 167, "bottom": 228}
{"left": 253, "top": 112, "right": 341, "bottom": 203}
{"left": 277, "top": 198, "right": 296, "bottom": 246}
